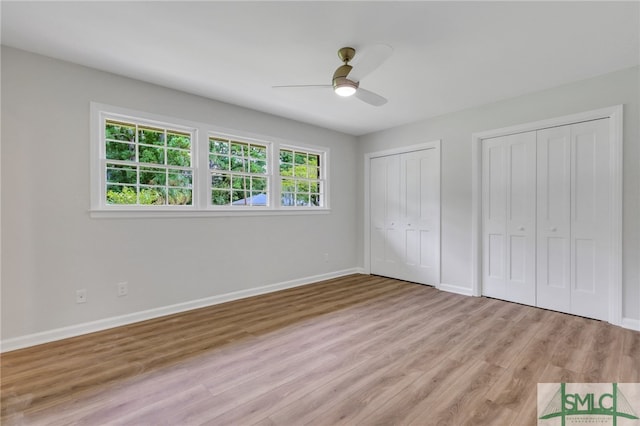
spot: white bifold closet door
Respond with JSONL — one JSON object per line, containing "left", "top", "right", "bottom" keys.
{"left": 370, "top": 148, "right": 440, "bottom": 285}
{"left": 482, "top": 118, "right": 611, "bottom": 321}
{"left": 537, "top": 119, "right": 611, "bottom": 321}
{"left": 481, "top": 131, "right": 537, "bottom": 305}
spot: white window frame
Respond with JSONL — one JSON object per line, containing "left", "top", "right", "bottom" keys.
{"left": 207, "top": 132, "right": 273, "bottom": 211}
{"left": 278, "top": 144, "right": 327, "bottom": 209}
{"left": 90, "top": 102, "right": 330, "bottom": 218}
{"left": 95, "top": 112, "right": 198, "bottom": 211}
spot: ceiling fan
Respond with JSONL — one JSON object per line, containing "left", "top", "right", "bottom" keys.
{"left": 273, "top": 45, "right": 393, "bottom": 107}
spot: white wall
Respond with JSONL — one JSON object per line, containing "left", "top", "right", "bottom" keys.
{"left": 1, "top": 47, "right": 359, "bottom": 343}
{"left": 357, "top": 66, "right": 640, "bottom": 323}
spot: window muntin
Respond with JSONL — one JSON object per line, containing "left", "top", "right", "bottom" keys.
{"left": 209, "top": 137, "right": 269, "bottom": 207}
{"left": 279, "top": 148, "right": 323, "bottom": 207}
{"left": 104, "top": 119, "right": 194, "bottom": 206}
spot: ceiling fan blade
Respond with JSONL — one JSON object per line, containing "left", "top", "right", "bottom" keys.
{"left": 349, "top": 44, "right": 393, "bottom": 82}
{"left": 355, "top": 88, "right": 387, "bottom": 107}
{"left": 272, "top": 84, "right": 332, "bottom": 89}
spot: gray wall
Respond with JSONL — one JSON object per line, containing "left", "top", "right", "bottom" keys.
{"left": 1, "top": 47, "right": 359, "bottom": 340}
{"left": 357, "top": 66, "right": 640, "bottom": 322}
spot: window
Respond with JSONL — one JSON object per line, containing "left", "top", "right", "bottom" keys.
{"left": 91, "top": 103, "right": 328, "bottom": 216}
{"left": 209, "top": 137, "right": 269, "bottom": 206}
{"left": 104, "top": 119, "right": 194, "bottom": 206}
{"left": 279, "top": 148, "right": 324, "bottom": 207}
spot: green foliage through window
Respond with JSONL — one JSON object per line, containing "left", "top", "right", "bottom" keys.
{"left": 279, "top": 148, "right": 322, "bottom": 207}
{"left": 105, "top": 119, "right": 193, "bottom": 206}
{"left": 209, "top": 137, "right": 269, "bottom": 206}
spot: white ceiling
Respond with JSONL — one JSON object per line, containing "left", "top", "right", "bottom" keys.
{"left": 2, "top": 1, "right": 638, "bottom": 136}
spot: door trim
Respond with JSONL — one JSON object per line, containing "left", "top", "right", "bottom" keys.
{"left": 364, "top": 140, "right": 442, "bottom": 287}
{"left": 471, "top": 105, "right": 623, "bottom": 326}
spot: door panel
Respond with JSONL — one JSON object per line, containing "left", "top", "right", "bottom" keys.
{"left": 385, "top": 228, "right": 403, "bottom": 269}
{"left": 487, "top": 143, "right": 506, "bottom": 224}
{"left": 419, "top": 230, "right": 433, "bottom": 268}
{"left": 537, "top": 126, "right": 571, "bottom": 312}
{"left": 574, "top": 132, "right": 596, "bottom": 223}
{"left": 488, "top": 234, "right": 504, "bottom": 279}
{"left": 509, "top": 235, "right": 525, "bottom": 281}
{"left": 401, "top": 148, "right": 440, "bottom": 285}
{"left": 482, "top": 132, "right": 536, "bottom": 305}
{"left": 570, "top": 119, "right": 610, "bottom": 321}
{"left": 574, "top": 239, "right": 595, "bottom": 292}
{"left": 482, "top": 138, "right": 507, "bottom": 298}
{"left": 406, "top": 229, "right": 419, "bottom": 266}
{"left": 508, "top": 142, "right": 529, "bottom": 221}
{"left": 505, "top": 133, "right": 536, "bottom": 305}
{"left": 370, "top": 155, "right": 401, "bottom": 279}
{"left": 546, "top": 237, "right": 567, "bottom": 288}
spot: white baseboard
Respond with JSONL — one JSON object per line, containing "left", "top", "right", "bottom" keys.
{"left": 621, "top": 317, "right": 640, "bottom": 332}
{"left": 437, "top": 283, "right": 639, "bottom": 332}
{"left": 438, "top": 282, "right": 474, "bottom": 296}
{"left": 1, "top": 268, "right": 361, "bottom": 353}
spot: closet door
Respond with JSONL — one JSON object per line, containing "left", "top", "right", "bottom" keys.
{"left": 482, "top": 117, "right": 613, "bottom": 321}
{"left": 401, "top": 148, "right": 440, "bottom": 285}
{"left": 370, "top": 147, "right": 440, "bottom": 285}
{"left": 537, "top": 126, "right": 572, "bottom": 313}
{"left": 482, "top": 132, "right": 536, "bottom": 305}
{"left": 533, "top": 119, "right": 610, "bottom": 320}
{"left": 570, "top": 119, "right": 610, "bottom": 321}
{"left": 482, "top": 137, "right": 508, "bottom": 299}
{"left": 370, "top": 155, "right": 402, "bottom": 280}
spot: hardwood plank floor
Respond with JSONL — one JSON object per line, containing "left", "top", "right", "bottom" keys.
{"left": 1, "top": 274, "right": 638, "bottom": 425}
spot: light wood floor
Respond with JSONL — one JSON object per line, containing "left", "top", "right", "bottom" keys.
{"left": 2, "top": 274, "right": 638, "bottom": 425}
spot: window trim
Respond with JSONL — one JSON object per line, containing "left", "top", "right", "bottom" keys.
{"left": 207, "top": 132, "right": 274, "bottom": 210}
{"left": 90, "top": 102, "right": 330, "bottom": 218}
{"left": 278, "top": 144, "right": 328, "bottom": 209}
{"left": 101, "top": 117, "right": 198, "bottom": 209}
{"left": 92, "top": 107, "right": 199, "bottom": 211}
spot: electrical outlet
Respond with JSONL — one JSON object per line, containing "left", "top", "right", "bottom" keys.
{"left": 117, "top": 282, "right": 128, "bottom": 297}
{"left": 76, "top": 289, "right": 87, "bottom": 304}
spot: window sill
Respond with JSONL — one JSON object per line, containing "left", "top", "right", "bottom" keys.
{"left": 89, "top": 208, "right": 331, "bottom": 219}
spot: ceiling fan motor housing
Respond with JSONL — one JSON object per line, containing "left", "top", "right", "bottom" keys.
{"left": 333, "top": 47, "right": 359, "bottom": 92}
{"left": 337, "top": 47, "right": 356, "bottom": 63}
{"left": 332, "top": 51, "right": 358, "bottom": 92}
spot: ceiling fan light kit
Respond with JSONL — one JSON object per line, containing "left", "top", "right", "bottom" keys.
{"left": 333, "top": 77, "right": 358, "bottom": 97}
